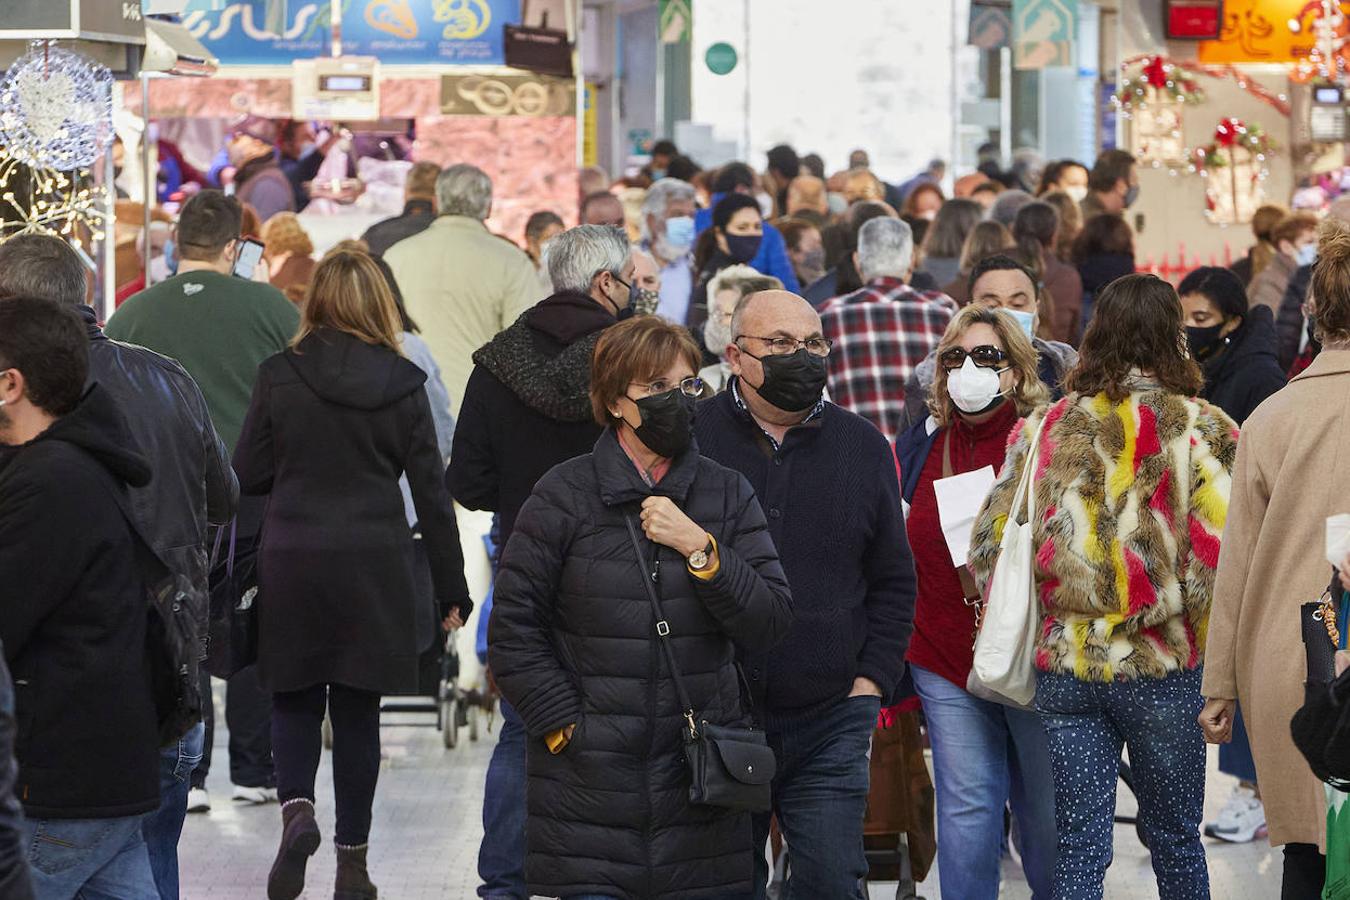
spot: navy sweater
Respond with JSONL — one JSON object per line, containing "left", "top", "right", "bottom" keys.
{"left": 694, "top": 386, "right": 917, "bottom": 723}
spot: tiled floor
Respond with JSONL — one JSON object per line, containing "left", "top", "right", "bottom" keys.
{"left": 179, "top": 705, "right": 1283, "bottom": 899}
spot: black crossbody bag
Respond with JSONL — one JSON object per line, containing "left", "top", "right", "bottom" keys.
{"left": 623, "top": 514, "right": 775, "bottom": 813}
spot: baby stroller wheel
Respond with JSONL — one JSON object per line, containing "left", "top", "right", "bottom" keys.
{"left": 441, "top": 694, "right": 459, "bottom": 748}
{"left": 469, "top": 705, "right": 480, "bottom": 742}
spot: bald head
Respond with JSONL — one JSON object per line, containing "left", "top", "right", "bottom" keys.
{"left": 731, "top": 290, "right": 821, "bottom": 348}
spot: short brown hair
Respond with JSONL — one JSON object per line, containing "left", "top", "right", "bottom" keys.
{"left": 1087, "top": 149, "right": 1135, "bottom": 193}
{"left": 294, "top": 249, "right": 402, "bottom": 354}
{"left": 406, "top": 161, "right": 441, "bottom": 201}
{"left": 1311, "top": 218, "right": 1350, "bottom": 346}
{"left": 1271, "top": 212, "right": 1319, "bottom": 248}
{"left": 1065, "top": 273, "right": 1202, "bottom": 402}
{"left": 1072, "top": 213, "right": 1134, "bottom": 262}
{"left": 177, "top": 190, "right": 242, "bottom": 261}
{"left": 928, "top": 304, "right": 1049, "bottom": 427}
{"left": 1251, "top": 204, "right": 1287, "bottom": 242}
{"left": 589, "top": 316, "right": 702, "bottom": 426}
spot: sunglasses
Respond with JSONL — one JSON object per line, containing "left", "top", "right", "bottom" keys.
{"left": 940, "top": 345, "right": 1008, "bottom": 370}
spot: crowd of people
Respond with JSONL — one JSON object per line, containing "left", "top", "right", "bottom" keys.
{"left": 0, "top": 127, "right": 1347, "bottom": 900}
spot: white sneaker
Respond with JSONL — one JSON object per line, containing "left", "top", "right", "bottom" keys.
{"left": 230, "top": 785, "right": 279, "bottom": 805}
{"left": 186, "top": 787, "right": 210, "bottom": 813}
{"left": 1204, "top": 785, "right": 1267, "bottom": 843}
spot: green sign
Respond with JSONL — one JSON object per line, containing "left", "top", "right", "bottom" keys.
{"left": 705, "top": 42, "right": 738, "bottom": 76}
{"left": 1013, "top": 0, "right": 1076, "bottom": 70}
{"left": 660, "top": 0, "right": 692, "bottom": 44}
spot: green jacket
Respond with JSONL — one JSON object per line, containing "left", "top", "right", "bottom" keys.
{"left": 105, "top": 270, "right": 300, "bottom": 453}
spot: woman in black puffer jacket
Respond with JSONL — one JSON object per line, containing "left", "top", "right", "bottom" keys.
{"left": 489, "top": 316, "right": 794, "bottom": 900}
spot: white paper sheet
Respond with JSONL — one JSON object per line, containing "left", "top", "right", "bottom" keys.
{"left": 1326, "top": 514, "right": 1350, "bottom": 569}
{"left": 933, "top": 465, "right": 998, "bottom": 567}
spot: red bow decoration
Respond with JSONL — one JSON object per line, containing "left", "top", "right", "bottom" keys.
{"left": 1144, "top": 55, "right": 1169, "bottom": 89}
{"left": 1214, "top": 118, "right": 1244, "bottom": 148}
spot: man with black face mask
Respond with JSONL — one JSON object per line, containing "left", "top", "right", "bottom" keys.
{"left": 694, "top": 289, "right": 917, "bottom": 900}
{"left": 449, "top": 224, "right": 630, "bottom": 900}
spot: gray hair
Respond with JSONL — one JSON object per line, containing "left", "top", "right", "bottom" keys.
{"left": 436, "top": 164, "right": 493, "bottom": 220}
{"left": 989, "top": 189, "right": 1034, "bottom": 228}
{"left": 639, "top": 178, "right": 697, "bottom": 239}
{"left": 0, "top": 233, "right": 88, "bottom": 307}
{"left": 547, "top": 225, "right": 631, "bottom": 294}
{"left": 857, "top": 217, "right": 914, "bottom": 282}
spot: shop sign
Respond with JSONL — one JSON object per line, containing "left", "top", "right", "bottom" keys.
{"left": 1198, "top": 0, "right": 1342, "bottom": 64}
{"left": 181, "top": 0, "right": 332, "bottom": 65}
{"left": 969, "top": 1, "right": 1012, "bottom": 50}
{"left": 1012, "top": 0, "right": 1075, "bottom": 70}
{"left": 705, "top": 42, "right": 738, "bottom": 76}
{"left": 440, "top": 72, "right": 575, "bottom": 117}
{"left": 343, "top": 0, "right": 522, "bottom": 65}
{"left": 660, "top": 0, "right": 692, "bottom": 44}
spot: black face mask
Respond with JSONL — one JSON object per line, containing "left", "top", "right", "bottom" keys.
{"left": 631, "top": 388, "right": 697, "bottom": 458}
{"left": 1186, "top": 322, "right": 1227, "bottom": 361}
{"left": 749, "top": 348, "right": 828, "bottom": 412}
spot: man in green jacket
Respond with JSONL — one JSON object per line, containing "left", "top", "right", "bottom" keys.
{"left": 106, "top": 189, "right": 299, "bottom": 811}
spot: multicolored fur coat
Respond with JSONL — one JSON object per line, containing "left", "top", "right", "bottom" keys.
{"left": 969, "top": 389, "right": 1238, "bottom": 682}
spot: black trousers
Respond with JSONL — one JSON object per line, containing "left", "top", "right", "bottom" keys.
{"left": 1283, "top": 842, "right": 1326, "bottom": 900}
{"left": 272, "top": 683, "right": 381, "bottom": 846}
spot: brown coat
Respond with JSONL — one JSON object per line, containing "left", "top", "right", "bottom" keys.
{"left": 1201, "top": 350, "right": 1350, "bottom": 849}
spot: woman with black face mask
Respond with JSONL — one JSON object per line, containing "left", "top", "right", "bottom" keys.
{"left": 690, "top": 193, "right": 766, "bottom": 353}
{"left": 488, "top": 315, "right": 794, "bottom": 900}
{"left": 1179, "top": 266, "right": 1287, "bottom": 427}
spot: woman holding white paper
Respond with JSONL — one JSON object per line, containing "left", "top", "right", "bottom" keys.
{"left": 894, "top": 304, "right": 1057, "bottom": 900}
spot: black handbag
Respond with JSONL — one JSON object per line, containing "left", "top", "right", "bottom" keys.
{"left": 1292, "top": 575, "right": 1350, "bottom": 790}
{"left": 623, "top": 514, "right": 775, "bottom": 813}
{"left": 504, "top": 0, "right": 573, "bottom": 76}
{"left": 206, "top": 520, "right": 260, "bottom": 679}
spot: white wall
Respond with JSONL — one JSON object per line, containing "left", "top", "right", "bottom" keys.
{"left": 690, "top": 0, "right": 956, "bottom": 183}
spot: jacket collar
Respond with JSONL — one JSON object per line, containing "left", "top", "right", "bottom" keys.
{"left": 1292, "top": 348, "right": 1350, "bottom": 383}
{"left": 75, "top": 304, "right": 107, "bottom": 342}
{"left": 431, "top": 215, "right": 488, "bottom": 233}
{"left": 403, "top": 199, "right": 434, "bottom": 217}
{"left": 594, "top": 427, "right": 700, "bottom": 508}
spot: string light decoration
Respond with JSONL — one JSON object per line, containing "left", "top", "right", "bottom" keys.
{"left": 1115, "top": 56, "right": 1207, "bottom": 113}
{"left": 1195, "top": 119, "right": 1275, "bottom": 225}
{"left": 0, "top": 43, "right": 111, "bottom": 247}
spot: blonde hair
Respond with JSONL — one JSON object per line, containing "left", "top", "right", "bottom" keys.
{"left": 261, "top": 212, "right": 314, "bottom": 258}
{"left": 293, "top": 248, "right": 403, "bottom": 354}
{"left": 927, "top": 304, "right": 1049, "bottom": 428}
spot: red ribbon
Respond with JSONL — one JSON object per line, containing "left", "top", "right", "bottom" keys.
{"left": 1144, "top": 55, "right": 1168, "bottom": 89}
{"left": 1214, "top": 118, "right": 1243, "bottom": 147}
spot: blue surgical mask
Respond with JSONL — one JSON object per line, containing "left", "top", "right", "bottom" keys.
{"left": 163, "top": 238, "right": 179, "bottom": 275}
{"left": 1296, "top": 243, "right": 1318, "bottom": 268}
{"left": 664, "top": 215, "right": 695, "bottom": 252}
{"left": 1005, "top": 308, "right": 1036, "bottom": 338}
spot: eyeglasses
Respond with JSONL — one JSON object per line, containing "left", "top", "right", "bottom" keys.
{"left": 735, "top": 335, "right": 834, "bottom": 357}
{"left": 628, "top": 376, "right": 704, "bottom": 398}
{"left": 940, "top": 345, "right": 1008, "bottom": 370}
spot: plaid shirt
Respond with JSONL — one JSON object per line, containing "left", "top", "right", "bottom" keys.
{"left": 819, "top": 277, "right": 959, "bottom": 443}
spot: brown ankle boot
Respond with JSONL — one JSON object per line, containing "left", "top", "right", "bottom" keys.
{"left": 267, "top": 799, "right": 321, "bottom": 900}
{"left": 334, "top": 843, "right": 378, "bottom": 899}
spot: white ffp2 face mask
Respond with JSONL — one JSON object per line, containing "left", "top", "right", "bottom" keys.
{"left": 946, "top": 356, "right": 1008, "bottom": 414}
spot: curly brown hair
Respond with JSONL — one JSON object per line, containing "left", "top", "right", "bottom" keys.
{"left": 1310, "top": 218, "right": 1350, "bottom": 348}
{"left": 1064, "top": 273, "right": 1202, "bottom": 402}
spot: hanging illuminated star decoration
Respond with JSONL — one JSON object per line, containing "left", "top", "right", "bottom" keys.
{"left": 0, "top": 43, "right": 112, "bottom": 246}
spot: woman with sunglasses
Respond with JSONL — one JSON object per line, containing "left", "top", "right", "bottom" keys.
{"left": 971, "top": 274, "right": 1237, "bottom": 898}
{"left": 488, "top": 315, "right": 794, "bottom": 900}
{"left": 894, "top": 304, "right": 1059, "bottom": 899}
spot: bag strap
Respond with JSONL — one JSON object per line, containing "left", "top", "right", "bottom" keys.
{"left": 209, "top": 519, "right": 239, "bottom": 577}
{"left": 623, "top": 513, "right": 699, "bottom": 737}
{"left": 1009, "top": 413, "right": 1051, "bottom": 527}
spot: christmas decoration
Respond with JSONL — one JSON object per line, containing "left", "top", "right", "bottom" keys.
{"left": 0, "top": 43, "right": 114, "bottom": 171}
{"left": 1116, "top": 54, "right": 1292, "bottom": 118}
{"left": 1195, "top": 118, "right": 1276, "bottom": 171}
{"left": 1115, "top": 55, "right": 1207, "bottom": 112}
{"left": 0, "top": 148, "right": 107, "bottom": 249}
{"left": 1194, "top": 118, "right": 1274, "bottom": 225}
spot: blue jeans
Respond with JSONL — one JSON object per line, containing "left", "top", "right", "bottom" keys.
{"left": 142, "top": 721, "right": 205, "bottom": 899}
{"left": 910, "top": 664, "right": 1057, "bottom": 900}
{"left": 1036, "top": 668, "right": 1208, "bottom": 900}
{"left": 749, "top": 694, "right": 879, "bottom": 900}
{"left": 478, "top": 697, "right": 527, "bottom": 899}
{"left": 24, "top": 814, "right": 158, "bottom": 900}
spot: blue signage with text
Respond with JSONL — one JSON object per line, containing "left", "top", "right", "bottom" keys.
{"left": 341, "top": 0, "right": 521, "bottom": 65}
{"left": 182, "top": 1, "right": 332, "bottom": 65}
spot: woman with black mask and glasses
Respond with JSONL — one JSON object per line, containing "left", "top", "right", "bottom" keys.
{"left": 489, "top": 315, "right": 794, "bottom": 900}
{"left": 894, "top": 304, "right": 1059, "bottom": 900}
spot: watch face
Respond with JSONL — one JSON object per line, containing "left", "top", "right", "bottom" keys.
{"left": 689, "top": 550, "right": 709, "bottom": 569}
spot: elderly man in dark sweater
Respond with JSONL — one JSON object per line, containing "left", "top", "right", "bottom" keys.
{"left": 694, "top": 290, "right": 916, "bottom": 900}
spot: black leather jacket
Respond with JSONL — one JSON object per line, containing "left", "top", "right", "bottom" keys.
{"left": 80, "top": 306, "right": 238, "bottom": 654}
{"left": 0, "top": 646, "right": 32, "bottom": 900}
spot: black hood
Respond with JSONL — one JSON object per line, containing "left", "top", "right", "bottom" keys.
{"left": 16, "top": 384, "right": 151, "bottom": 488}
{"left": 473, "top": 292, "right": 615, "bottom": 422}
{"left": 1206, "top": 303, "right": 1279, "bottom": 382}
{"left": 284, "top": 329, "right": 426, "bottom": 411}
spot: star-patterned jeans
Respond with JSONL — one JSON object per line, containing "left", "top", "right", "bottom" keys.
{"left": 1035, "top": 667, "right": 1208, "bottom": 900}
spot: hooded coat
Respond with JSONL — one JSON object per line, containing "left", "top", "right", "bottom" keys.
{"left": 448, "top": 291, "right": 614, "bottom": 551}
{"left": 233, "top": 329, "right": 472, "bottom": 695}
{"left": 0, "top": 386, "right": 161, "bottom": 819}
{"left": 489, "top": 429, "right": 794, "bottom": 899}
{"left": 1198, "top": 304, "right": 1287, "bottom": 426}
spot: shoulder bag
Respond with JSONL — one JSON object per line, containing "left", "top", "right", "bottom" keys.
{"left": 969, "top": 414, "right": 1050, "bottom": 707}
{"left": 623, "top": 514, "right": 776, "bottom": 813}
{"left": 206, "top": 519, "right": 260, "bottom": 679}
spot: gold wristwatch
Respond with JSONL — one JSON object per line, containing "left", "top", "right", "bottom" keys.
{"left": 687, "top": 538, "right": 715, "bottom": 571}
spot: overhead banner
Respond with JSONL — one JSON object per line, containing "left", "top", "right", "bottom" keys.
{"left": 659, "top": 0, "right": 692, "bottom": 44}
{"left": 1198, "top": 0, "right": 1332, "bottom": 64}
{"left": 1012, "top": 0, "right": 1075, "bottom": 69}
{"left": 182, "top": 0, "right": 332, "bottom": 65}
{"left": 440, "top": 72, "right": 575, "bottom": 116}
{"left": 342, "top": 0, "right": 522, "bottom": 65}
